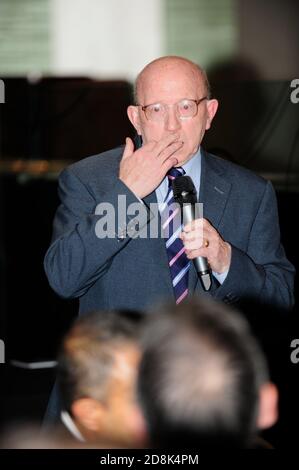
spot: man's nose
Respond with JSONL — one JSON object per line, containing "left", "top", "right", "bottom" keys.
{"left": 164, "top": 106, "right": 181, "bottom": 132}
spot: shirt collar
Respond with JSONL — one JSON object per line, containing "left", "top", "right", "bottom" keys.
{"left": 181, "top": 147, "right": 202, "bottom": 175}
{"left": 61, "top": 410, "right": 85, "bottom": 442}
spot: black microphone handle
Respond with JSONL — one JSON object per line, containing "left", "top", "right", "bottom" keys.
{"left": 182, "top": 203, "right": 212, "bottom": 291}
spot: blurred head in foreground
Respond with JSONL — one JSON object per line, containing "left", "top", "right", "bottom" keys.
{"left": 58, "top": 310, "right": 147, "bottom": 447}
{"left": 138, "top": 298, "right": 278, "bottom": 448}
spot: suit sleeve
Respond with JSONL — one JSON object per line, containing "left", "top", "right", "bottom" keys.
{"left": 214, "top": 181, "right": 295, "bottom": 308}
{"left": 44, "top": 168, "right": 150, "bottom": 299}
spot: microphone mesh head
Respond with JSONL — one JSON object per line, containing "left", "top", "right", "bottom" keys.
{"left": 172, "top": 175, "right": 197, "bottom": 204}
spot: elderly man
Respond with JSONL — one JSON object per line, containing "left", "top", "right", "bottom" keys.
{"left": 44, "top": 56, "right": 294, "bottom": 312}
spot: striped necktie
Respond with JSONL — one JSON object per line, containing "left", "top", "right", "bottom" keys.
{"left": 161, "top": 167, "right": 190, "bottom": 304}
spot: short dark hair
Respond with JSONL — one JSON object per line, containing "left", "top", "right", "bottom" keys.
{"left": 58, "top": 310, "right": 142, "bottom": 413}
{"left": 138, "top": 299, "right": 269, "bottom": 448}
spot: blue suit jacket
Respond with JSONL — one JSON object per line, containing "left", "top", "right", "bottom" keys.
{"left": 44, "top": 147, "right": 295, "bottom": 312}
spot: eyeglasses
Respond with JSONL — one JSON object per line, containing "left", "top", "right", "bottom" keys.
{"left": 138, "top": 97, "right": 208, "bottom": 122}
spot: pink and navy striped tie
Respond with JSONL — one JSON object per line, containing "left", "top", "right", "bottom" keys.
{"left": 161, "top": 167, "right": 190, "bottom": 304}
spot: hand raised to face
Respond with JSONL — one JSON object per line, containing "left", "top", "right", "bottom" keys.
{"left": 119, "top": 134, "right": 183, "bottom": 199}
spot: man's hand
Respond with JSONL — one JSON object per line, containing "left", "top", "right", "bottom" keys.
{"left": 119, "top": 134, "right": 183, "bottom": 199}
{"left": 180, "top": 218, "right": 231, "bottom": 274}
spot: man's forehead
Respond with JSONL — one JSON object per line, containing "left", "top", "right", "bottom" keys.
{"left": 137, "top": 60, "right": 205, "bottom": 103}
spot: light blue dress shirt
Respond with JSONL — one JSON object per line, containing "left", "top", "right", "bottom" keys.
{"left": 155, "top": 147, "right": 228, "bottom": 285}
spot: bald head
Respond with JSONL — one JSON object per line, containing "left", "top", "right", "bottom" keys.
{"left": 134, "top": 56, "right": 210, "bottom": 104}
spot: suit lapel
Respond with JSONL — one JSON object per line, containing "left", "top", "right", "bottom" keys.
{"left": 188, "top": 149, "right": 232, "bottom": 295}
{"left": 143, "top": 190, "right": 175, "bottom": 299}
{"left": 143, "top": 190, "right": 157, "bottom": 206}
{"left": 199, "top": 150, "right": 232, "bottom": 228}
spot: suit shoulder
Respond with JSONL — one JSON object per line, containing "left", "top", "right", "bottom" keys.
{"left": 62, "top": 146, "right": 124, "bottom": 181}
{"left": 206, "top": 152, "right": 268, "bottom": 191}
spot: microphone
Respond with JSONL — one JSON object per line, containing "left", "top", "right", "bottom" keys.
{"left": 172, "top": 175, "right": 211, "bottom": 291}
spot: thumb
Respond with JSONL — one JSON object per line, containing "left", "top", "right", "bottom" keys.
{"left": 122, "top": 137, "right": 134, "bottom": 160}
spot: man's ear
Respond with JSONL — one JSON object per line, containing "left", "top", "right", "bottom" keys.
{"left": 205, "top": 99, "right": 218, "bottom": 130}
{"left": 257, "top": 382, "right": 279, "bottom": 430}
{"left": 71, "top": 398, "right": 104, "bottom": 432}
{"left": 127, "top": 105, "right": 142, "bottom": 135}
